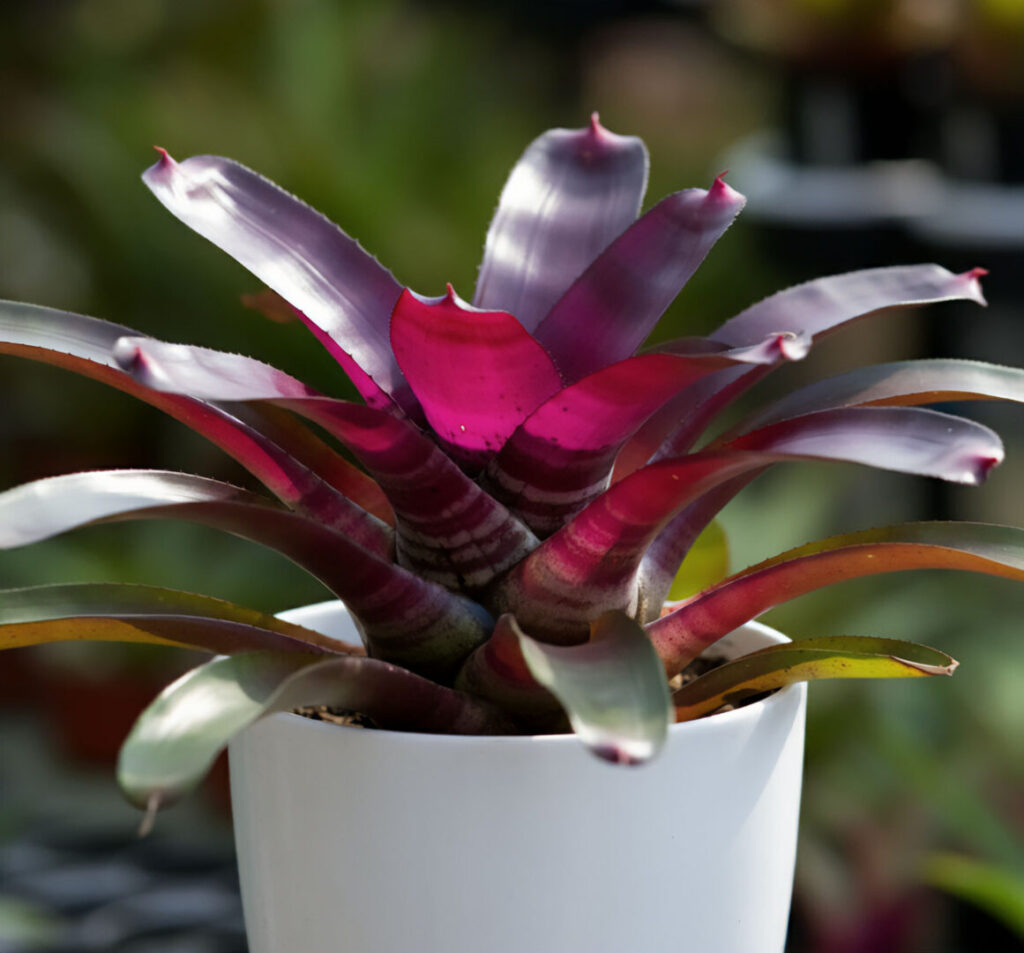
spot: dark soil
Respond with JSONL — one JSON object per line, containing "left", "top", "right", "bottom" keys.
{"left": 294, "top": 654, "right": 765, "bottom": 733}
{"left": 293, "top": 706, "right": 378, "bottom": 729}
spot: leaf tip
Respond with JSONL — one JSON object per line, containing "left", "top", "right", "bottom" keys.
{"left": 145, "top": 146, "right": 177, "bottom": 182}
{"left": 136, "top": 791, "right": 163, "bottom": 839}
{"left": 591, "top": 740, "right": 653, "bottom": 767}
{"left": 958, "top": 267, "right": 989, "bottom": 306}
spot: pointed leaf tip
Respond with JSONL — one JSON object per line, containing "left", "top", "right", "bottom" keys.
{"left": 960, "top": 267, "right": 989, "bottom": 306}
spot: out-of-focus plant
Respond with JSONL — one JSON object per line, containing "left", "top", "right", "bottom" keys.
{"left": 1, "top": 117, "right": 1023, "bottom": 815}
{"left": 712, "top": 0, "right": 957, "bottom": 65}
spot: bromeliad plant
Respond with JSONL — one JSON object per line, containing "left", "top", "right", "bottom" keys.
{"left": 2, "top": 116, "right": 1024, "bottom": 812}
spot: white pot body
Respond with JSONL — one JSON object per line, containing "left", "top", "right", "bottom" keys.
{"left": 229, "top": 601, "right": 807, "bottom": 953}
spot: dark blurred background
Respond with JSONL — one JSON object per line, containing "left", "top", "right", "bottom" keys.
{"left": 0, "top": 1, "right": 1022, "bottom": 951}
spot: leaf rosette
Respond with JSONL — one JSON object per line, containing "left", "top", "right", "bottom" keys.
{"left": 2, "top": 116, "right": 1023, "bottom": 812}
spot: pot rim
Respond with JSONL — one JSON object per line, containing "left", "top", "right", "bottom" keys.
{"left": 268, "top": 600, "right": 801, "bottom": 749}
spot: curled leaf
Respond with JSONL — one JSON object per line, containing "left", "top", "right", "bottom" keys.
{"left": 515, "top": 611, "right": 672, "bottom": 764}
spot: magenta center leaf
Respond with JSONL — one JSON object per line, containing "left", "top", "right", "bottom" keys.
{"left": 390, "top": 286, "right": 564, "bottom": 469}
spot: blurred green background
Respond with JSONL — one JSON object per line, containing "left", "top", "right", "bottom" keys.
{"left": 1, "top": 1, "right": 1022, "bottom": 951}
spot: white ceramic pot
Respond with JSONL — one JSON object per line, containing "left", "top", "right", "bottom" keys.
{"left": 229, "top": 601, "right": 807, "bottom": 953}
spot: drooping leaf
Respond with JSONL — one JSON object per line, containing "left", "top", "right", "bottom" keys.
{"left": 516, "top": 611, "right": 672, "bottom": 764}
{"left": 672, "top": 636, "right": 957, "bottom": 722}
{"left": 0, "top": 470, "right": 493, "bottom": 676}
{"left": 493, "top": 408, "right": 1003, "bottom": 643}
{"left": 735, "top": 359, "right": 1024, "bottom": 433}
{"left": 534, "top": 176, "right": 747, "bottom": 382}
{"left": 117, "top": 650, "right": 512, "bottom": 809}
{"left": 474, "top": 115, "right": 649, "bottom": 331}
{"left": 112, "top": 337, "right": 539, "bottom": 590}
{"left": 389, "top": 286, "right": 563, "bottom": 469}
{"left": 141, "top": 150, "right": 416, "bottom": 414}
{"left": 0, "top": 584, "right": 352, "bottom": 655}
{"left": 483, "top": 337, "right": 805, "bottom": 536}
{"left": 0, "top": 301, "right": 391, "bottom": 553}
{"left": 649, "top": 522, "right": 1024, "bottom": 675}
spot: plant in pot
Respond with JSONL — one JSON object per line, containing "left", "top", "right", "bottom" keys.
{"left": 2, "top": 117, "right": 1023, "bottom": 953}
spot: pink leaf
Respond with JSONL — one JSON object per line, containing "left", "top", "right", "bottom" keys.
{"left": 484, "top": 337, "right": 803, "bottom": 535}
{"left": 390, "top": 286, "right": 564, "bottom": 469}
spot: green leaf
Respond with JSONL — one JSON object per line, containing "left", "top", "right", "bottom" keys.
{"left": 515, "top": 611, "right": 672, "bottom": 764}
{"left": 673, "top": 636, "right": 957, "bottom": 721}
{"left": 666, "top": 520, "right": 729, "bottom": 600}
{"left": 117, "top": 650, "right": 511, "bottom": 809}
{"left": 923, "top": 852, "right": 1024, "bottom": 939}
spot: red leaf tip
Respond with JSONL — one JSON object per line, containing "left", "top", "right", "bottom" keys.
{"left": 978, "top": 455, "right": 1002, "bottom": 479}
{"left": 444, "top": 281, "right": 459, "bottom": 305}
{"left": 589, "top": 111, "right": 602, "bottom": 134}
{"left": 957, "top": 267, "right": 989, "bottom": 306}
{"left": 151, "top": 146, "right": 174, "bottom": 168}
{"left": 709, "top": 172, "right": 745, "bottom": 208}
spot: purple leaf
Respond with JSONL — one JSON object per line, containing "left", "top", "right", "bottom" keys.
{"left": 119, "top": 649, "right": 513, "bottom": 809}
{"left": 0, "top": 301, "right": 390, "bottom": 553}
{"left": 0, "top": 583, "right": 353, "bottom": 655}
{"left": 534, "top": 176, "right": 746, "bottom": 382}
{"left": 112, "top": 337, "right": 540, "bottom": 590}
{"left": 648, "top": 522, "right": 1024, "bottom": 675}
{"left": 734, "top": 359, "right": 1024, "bottom": 433}
{"left": 642, "top": 265, "right": 990, "bottom": 466}
{"left": 142, "top": 150, "right": 417, "bottom": 414}
{"left": 491, "top": 407, "right": 1003, "bottom": 642}
{"left": 390, "top": 286, "right": 564, "bottom": 469}
{"left": 483, "top": 338, "right": 804, "bottom": 536}
{"left": 711, "top": 265, "right": 987, "bottom": 347}
{"left": 641, "top": 358, "right": 1024, "bottom": 607}
{"left": 0, "top": 469, "right": 494, "bottom": 677}
{"left": 474, "top": 114, "right": 649, "bottom": 331}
